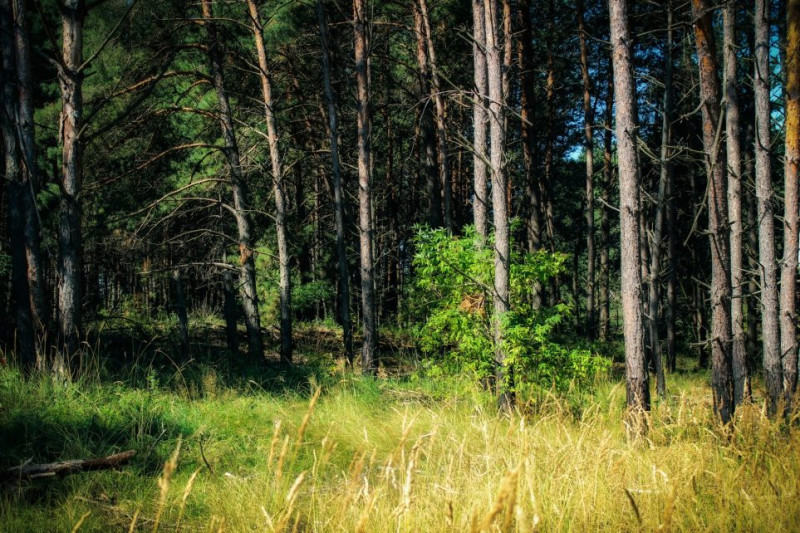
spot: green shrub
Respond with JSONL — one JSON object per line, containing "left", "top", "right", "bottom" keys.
{"left": 410, "top": 226, "right": 609, "bottom": 394}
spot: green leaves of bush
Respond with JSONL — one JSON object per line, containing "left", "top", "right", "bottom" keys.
{"left": 410, "top": 226, "right": 609, "bottom": 394}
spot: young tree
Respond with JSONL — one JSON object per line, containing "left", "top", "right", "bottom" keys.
{"left": 246, "top": 0, "right": 292, "bottom": 365}
{"left": 781, "top": 0, "right": 799, "bottom": 409}
{"left": 693, "top": 0, "right": 734, "bottom": 422}
{"left": 609, "top": 0, "right": 649, "bottom": 419}
{"left": 316, "top": 0, "right": 353, "bottom": 363}
{"left": 354, "top": 0, "right": 377, "bottom": 374}
{"left": 484, "top": 0, "right": 512, "bottom": 408}
{"left": 201, "top": 0, "right": 264, "bottom": 361}
{"left": 754, "top": 0, "right": 782, "bottom": 415}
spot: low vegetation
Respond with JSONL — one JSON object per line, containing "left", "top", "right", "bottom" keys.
{"left": 1, "top": 352, "right": 798, "bottom": 532}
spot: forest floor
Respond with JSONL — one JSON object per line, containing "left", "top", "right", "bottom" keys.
{"left": 1, "top": 327, "right": 799, "bottom": 532}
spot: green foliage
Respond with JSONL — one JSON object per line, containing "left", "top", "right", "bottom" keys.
{"left": 410, "top": 226, "right": 610, "bottom": 394}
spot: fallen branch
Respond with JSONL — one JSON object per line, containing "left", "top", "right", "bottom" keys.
{"left": 3, "top": 450, "right": 137, "bottom": 481}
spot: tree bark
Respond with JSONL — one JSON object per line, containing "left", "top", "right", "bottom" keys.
{"left": 754, "top": 0, "right": 782, "bottom": 416}
{"left": 2, "top": 450, "right": 136, "bottom": 481}
{"left": 413, "top": 2, "right": 442, "bottom": 229}
{"left": 693, "top": 0, "right": 735, "bottom": 423}
{"left": 12, "top": 0, "right": 46, "bottom": 356}
{"left": 316, "top": 0, "right": 353, "bottom": 363}
{"left": 485, "top": 0, "right": 512, "bottom": 409}
{"left": 648, "top": 1, "right": 673, "bottom": 398}
{"left": 202, "top": 0, "right": 264, "bottom": 361}
{"left": 600, "top": 69, "right": 613, "bottom": 342}
{"left": 418, "top": 0, "right": 452, "bottom": 231}
{"left": 723, "top": 0, "right": 748, "bottom": 405}
{"left": 247, "top": 0, "right": 292, "bottom": 365}
{"left": 354, "top": 0, "right": 377, "bottom": 374}
{"left": 609, "top": 0, "right": 649, "bottom": 421}
{"left": 0, "top": 0, "right": 35, "bottom": 371}
{"left": 56, "top": 0, "right": 85, "bottom": 374}
{"left": 472, "top": 0, "right": 489, "bottom": 240}
{"left": 781, "top": 0, "right": 799, "bottom": 409}
{"left": 578, "top": 0, "right": 595, "bottom": 339}
{"left": 518, "top": 0, "right": 542, "bottom": 307}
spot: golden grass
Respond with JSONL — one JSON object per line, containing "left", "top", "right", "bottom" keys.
{"left": 4, "top": 372, "right": 800, "bottom": 532}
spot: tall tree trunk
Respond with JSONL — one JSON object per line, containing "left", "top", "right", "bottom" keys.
{"left": 609, "top": 0, "right": 649, "bottom": 421}
{"left": 0, "top": 0, "right": 35, "bottom": 371}
{"left": 247, "top": 0, "right": 292, "bottom": 365}
{"left": 12, "top": 0, "right": 46, "bottom": 355}
{"left": 648, "top": 1, "right": 673, "bottom": 398}
{"left": 745, "top": 124, "right": 758, "bottom": 394}
{"left": 518, "top": 0, "right": 541, "bottom": 307}
{"left": 202, "top": 0, "right": 263, "bottom": 361}
{"left": 485, "top": 0, "right": 512, "bottom": 409}
{"left": 472, "top": 0, "right": 489, "bottom": 240}
{"left": 418, "top": 0, "right": 452, "bottom": 231}
{"left": 578, "top": 0, "right": 595, "bottom": 339}
{"left": 724, "top": 0, "right": 747, "bottom": 405}
{"left": 754, "top": 0, "right": 783, "bottom": 415}
{"left": 599, "top": 69, "right": 613, "bottom": 342}
{"left": 56, "top": 0, "right": 85, "bottom": 374}
{"left": 354, "top": 0, "right": 376, "bottom": 374}
{"left": 781, "top": 0, "right": 799, "bottom": 409}
{"left": 316, "top": 0, "right": 353, "bottom": 362}
{"left": 693, "top": 0, "right": 734, "bottom": 423}
{"left": 413, "top": 2, "right": 442, "bottom": 229}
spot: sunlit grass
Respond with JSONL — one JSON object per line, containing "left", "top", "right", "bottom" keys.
{"left": 1, "top": 365, "right": 798, "bottom": 532}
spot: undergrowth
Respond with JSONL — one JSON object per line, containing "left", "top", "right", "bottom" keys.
{"left": 0, "top": 361, "right": 798, "bottom": 532}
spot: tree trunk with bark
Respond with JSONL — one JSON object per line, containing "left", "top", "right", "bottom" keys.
{"left": 485, "top": 0, "right": 512, "bottom": 409}
{"left": 648, "top": 1, "right": 673, "bottom": 398}
{"left": 755, "top": 0, "right": 782, "bottom": 416}
{"left": 518, "top": 0, "right": 542, "bottom": 307}
{"left": 354, "top": 0, "right": 377, "bottom": 374}
{"left": 413, "top": 2, "right": 443, "bottom": 229}
{"left": 781, "top": 0, "right": 799, "bottom": 409}
{"left": 418, "top": 0, "right": 452, "bottom": 231}
{"left": 202, "top": 0, "right": 263, "bottom": 361}
{"left": 472, "top": 0, "right": 489, "bottom": 240}
{"left": 600, "top": 70, "right": 613, "bottom": 342}
{"left": 693, "top": 0, "right": 735, "bottom": 423}
{"left": 56, "top": 0, "right": 85, "bottom": 374}
{"left": 316, "top": 0, "right": 353, "bottom": 363}
{"left": 609, "top": 0, "right": 649, "bottom": 422}
{"left": 0, "top": 0, "right": 35, "bottom": 371}
{"left": 247, "top": 0, "right": 292, "bottom": 365}
{"left": 12, "top": 0, "right": 46, "bottom": 356}
{"left": 578, "top": 0, "right": 595, "bottom": 339}
{"left": 724, "top": 0, "right": 747, "bottom": 405}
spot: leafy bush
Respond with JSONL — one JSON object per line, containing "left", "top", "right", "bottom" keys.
{"left": 410, "top": 226, "right": 609, "bottom": 394}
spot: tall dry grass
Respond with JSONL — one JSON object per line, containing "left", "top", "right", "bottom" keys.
{"left": 2, "top": 368, "right": 799, "bottom": 532}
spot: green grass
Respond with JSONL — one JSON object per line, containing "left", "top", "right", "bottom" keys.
{"left": 1, "top": 361, "right": 799, "bottom": 532}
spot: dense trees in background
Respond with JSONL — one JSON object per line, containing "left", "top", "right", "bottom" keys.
{"left": 0, "top": 0, "right": 798, "bottom": 424}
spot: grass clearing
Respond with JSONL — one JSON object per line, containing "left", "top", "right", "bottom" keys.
{"left": 1, "top": 363, "right": 798, "bottom": 532}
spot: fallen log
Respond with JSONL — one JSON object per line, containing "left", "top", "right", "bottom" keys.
{"left": 2, "top": 450, "right": 136, "bottom": 481}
